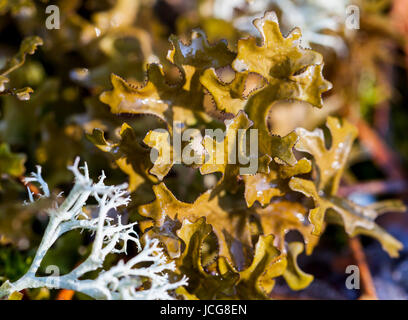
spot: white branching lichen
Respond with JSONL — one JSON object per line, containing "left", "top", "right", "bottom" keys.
{"left": 0, "top": 157, "right": 187, "bottom": 300}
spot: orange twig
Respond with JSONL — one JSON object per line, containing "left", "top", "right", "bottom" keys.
{"left": 18, "top": 176, "right": 41, "bottom": 196}
{"left": 392, "top": 0, "right": 408, "bottom": 69}
{"left": 355, "top": 119, "right": 404, "bottom": 180}
{"left": 348, "top": 237, "right": 378, "bottom": 300}
{"left": 56, "top": 289, "right": 75, "bottom": 300}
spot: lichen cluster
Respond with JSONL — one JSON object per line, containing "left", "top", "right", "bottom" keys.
{"left": 0, "top": 0, "right": 405, "bottom": 300}
{"left": 92, "top": 11, "right": 404, "bottom": 299}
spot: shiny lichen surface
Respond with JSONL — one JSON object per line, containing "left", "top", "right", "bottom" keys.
{"left": 0, "top": 0, "right": 405, "bottom": 300}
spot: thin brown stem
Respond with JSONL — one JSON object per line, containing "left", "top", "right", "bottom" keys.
{"left": 339, "top": 179, "right": 408, "bottom": 197}
{"left": 355, "top": 119, "right": 404, "bottom": 180}
{"left": 392, "top": 0, "right": 408, "bottom": 70}
{"left": 348, "top": 237, "right": 378, "bottom": 300}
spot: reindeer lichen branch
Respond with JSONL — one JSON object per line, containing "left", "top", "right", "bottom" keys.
{"left": 0, "top": 157, "right": 187, "bottom": 300}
